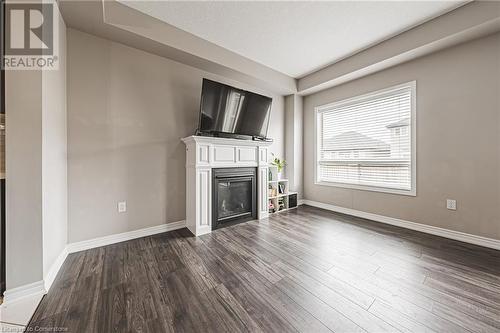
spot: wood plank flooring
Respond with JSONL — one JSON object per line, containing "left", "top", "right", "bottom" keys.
{"left": 28, "top": 205, "right": 500, "bottom": 332}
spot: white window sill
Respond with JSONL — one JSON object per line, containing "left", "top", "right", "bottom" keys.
{"left": 315, "top": 180, "right": 416, "bottom": 196}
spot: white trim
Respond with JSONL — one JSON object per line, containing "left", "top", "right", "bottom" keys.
{"left": 314, "top": 181, "right": 415, "bottom": 196}
{"left": 181, "top": 135, "right": 273, "bottom": 147}
{"left": 315, "top": 82, "right": 414, "bottom": 111}
{"left": 2, "top": 281, "right": 46, "bottom": 305}
{"left": 302, "top": 200, "right": 500, "bottom": 251}
{"left": 3, "top": 220, "right": 186, "bottom": 306}
{"left": 313, "top": 81, "right": 417, "bottom": 196}
{"left": 43, "top": 247, "right": 69, "bottom": 292}
{"left": 66, "top": 220, "right": 186, "bottom": 254}
{"left": 411, "top": 80, "right": 417, "bottom": 196}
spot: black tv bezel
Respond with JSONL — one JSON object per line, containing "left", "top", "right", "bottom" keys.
{"left": 196, "top": 78, "right": 272, "bottom": 140}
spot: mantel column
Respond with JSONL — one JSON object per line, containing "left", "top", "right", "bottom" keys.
{"left": 258, "top": 146, "right": 269, "bottom": 220}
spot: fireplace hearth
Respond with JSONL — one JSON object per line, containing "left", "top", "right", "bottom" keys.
{"left": 212, "top": 168, "right": 257, "bottom": 230}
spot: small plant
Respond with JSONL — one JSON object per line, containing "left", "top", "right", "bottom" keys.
{"left": 271, "top": 153, "right": 286, "bottom": 173}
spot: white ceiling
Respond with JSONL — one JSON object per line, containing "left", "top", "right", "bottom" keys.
{"left": 120, "top": 1, "right": 466, "bottom": 78}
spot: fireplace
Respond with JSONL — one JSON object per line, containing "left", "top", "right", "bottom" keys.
{"left": 212, "top": 168, "right": 257, "bottom": 230}
{"left": 182, "top": 135, "right": 271, "bottom": 236}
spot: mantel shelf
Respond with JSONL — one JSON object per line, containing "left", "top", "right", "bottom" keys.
{"left": 182, "top": 135, "right": 273, "bottom": 147}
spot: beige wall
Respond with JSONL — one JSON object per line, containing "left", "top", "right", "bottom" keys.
{"left": 303, "top": 32, "right": 500, "bottom": 240}
{"left": 42, "top": 9, "right": 67, "bottom": 279}
{"left": 67, "top": 29, "right": 285, "bottom": 243}
{"left": 285, "top": 94, "right": 304, "bottom": 198}
{"left": 5, "top": 3, "right": 68, "bottom": 291}
{"left": 6, "top": 70, "right": 44, "bottom": 289}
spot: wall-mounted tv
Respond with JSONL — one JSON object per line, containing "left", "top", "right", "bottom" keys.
{"left": 197, "top": 79, "right": 272, "bottom": 140}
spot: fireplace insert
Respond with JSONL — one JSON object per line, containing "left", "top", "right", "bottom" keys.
{"left": 212, "top": 168, "right": 257, "bottom": 230}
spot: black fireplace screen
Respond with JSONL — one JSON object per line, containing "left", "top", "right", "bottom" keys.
{"left": 212, "top": 168, "right": 257, "bottom": 229}
{"left": 217, "top": 180, "right": 252, "bottom": 219}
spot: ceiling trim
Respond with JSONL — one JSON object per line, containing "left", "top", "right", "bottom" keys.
{"left": 60, "top": 0, "right": 297, "bottom": 95}
{"left": 60, "top": 0, "right": 499, "bottom": 97}
{"left": 298, "top": 1, "right": 500, "bottom": 96}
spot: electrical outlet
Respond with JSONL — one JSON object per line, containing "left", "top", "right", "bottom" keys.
{"left": 446, "top": 199, "right": 456, "bottom": 210}
{"left": 118, "top": 201, "right": 127, "bottom": 213}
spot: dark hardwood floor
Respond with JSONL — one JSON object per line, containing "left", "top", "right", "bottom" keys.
{"left": 28, "top": 205, "right": 500, "bottom": 332}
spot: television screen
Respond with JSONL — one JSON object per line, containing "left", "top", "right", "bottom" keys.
{"left": 198, "top": 79, "right": 272, "bottom": 138}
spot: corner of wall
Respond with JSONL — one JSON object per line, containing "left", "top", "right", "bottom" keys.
{"left": 284, "top": 94, "right": 304, "bottom": 199}
{"left": 41, "top": 0, "right": 68, "bottom": 284}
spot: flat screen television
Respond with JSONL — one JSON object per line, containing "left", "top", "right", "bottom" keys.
{"left": 197, "top": 79, "right": 272, "bottom": 139}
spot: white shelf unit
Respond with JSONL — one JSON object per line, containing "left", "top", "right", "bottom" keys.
{"left": 268, "top": 165, "right": 298, "bottom": 214}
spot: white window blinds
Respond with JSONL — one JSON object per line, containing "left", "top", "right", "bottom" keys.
{"left": 316, "top": 82, "right": 415, "bottom": 194}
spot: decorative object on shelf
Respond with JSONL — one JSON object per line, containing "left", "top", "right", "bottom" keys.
{"left": 269, "top": 201, "right": 276, "bottom": 213}
{"left": 278, "top": 184, "right": 285, "bottom": 194}
{"left": 271, "top": 153, "right": 286, "bottom": 180}
{"left": 278, "top": 197, "right": 286, "bottom": 210}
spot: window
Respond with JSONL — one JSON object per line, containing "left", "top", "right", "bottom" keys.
{"left": 315, "top": 81, "right": 416, "bottom": 195}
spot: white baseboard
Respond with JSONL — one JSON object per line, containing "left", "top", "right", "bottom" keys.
{"left": 2, "top": 280, "right": 46, "bottom": 305}
{"left": 302, "top": 200, "right": 500, "bottom": 251}
{"left": 2, "top": 253, "right": 68, "bottom": 308}
{"left": 2, "top": 220, "right": 186, "bottom": 307}
{"left": 66, "top": 220, "right": 186, "bottom": 254}
{"left": 44, "top": 247, "right": 69, "bottom": 292}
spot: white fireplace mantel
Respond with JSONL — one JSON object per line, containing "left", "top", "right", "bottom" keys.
{"left": 181, "top": 135, "right": 273, "bottom": 236}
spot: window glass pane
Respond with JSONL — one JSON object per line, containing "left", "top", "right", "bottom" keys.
{"left": 317, "top": 84, "right": 414, "bottom": 191}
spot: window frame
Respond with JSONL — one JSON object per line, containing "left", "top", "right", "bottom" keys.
{"left": 314, "top": 81, "right": 417, "bottom": 196}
